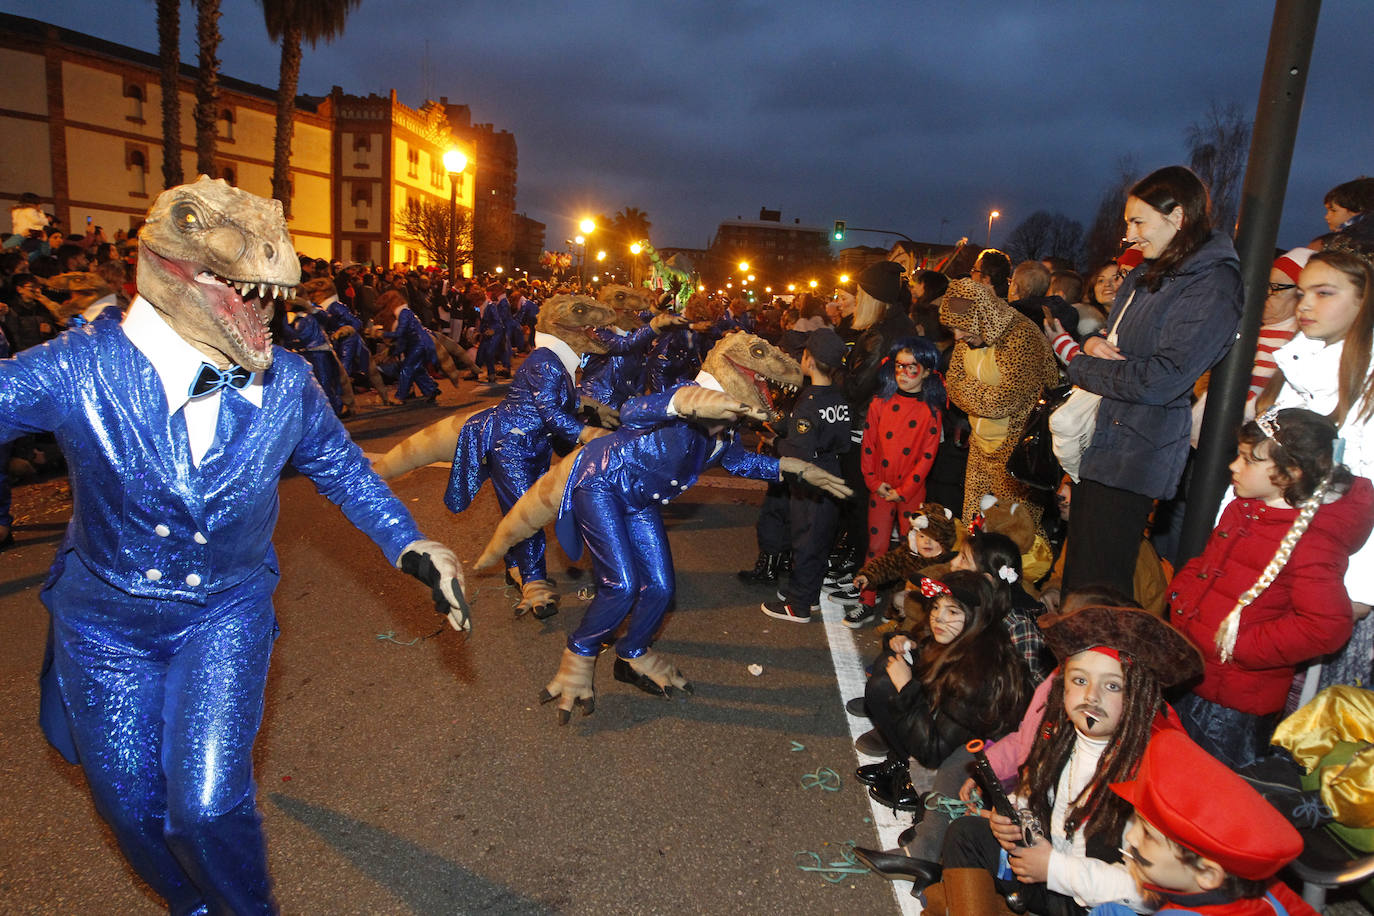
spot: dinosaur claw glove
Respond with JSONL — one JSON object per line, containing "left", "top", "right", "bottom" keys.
{"left": 649, "top": 312, "right": 688, "bottom": 334}
{"left": 577, "top": 397, "right": 621, "bottom": 431}
{"left": 779, "top": 457, "right": 854, "bottom": 499}
{"left": 397, "top": 539, "right": 472, "bottom": 632}
{"left": 669, "top": 386, "right": 767, "bottom": 424}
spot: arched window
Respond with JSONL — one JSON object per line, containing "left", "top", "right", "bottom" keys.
{"left": 127, "top": 149, "right": 148, "bottom": 197}
{"left": 219, "top": 108, "right": 235, "bottom": 141}
{"left": 124, "top": 84, "right": 144, "bottom": 122}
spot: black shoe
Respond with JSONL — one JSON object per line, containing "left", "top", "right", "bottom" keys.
{"left": 845, "top": 696, "right": 868, "bottom": 718}
{"left": 855, "top": 756, "right": 906, "bottom": 787}
{"left": 613, "top": 657, "right": 665, "bottom": 697}
{"left": 851, "top": 847, "right": 941, "bottom": 888}
{"left": 854, "top": 728, "right": 888, "bottom": 757}
{"left": 897, "top": 822, "right": 919, "bottom": 848}
{"left": 761, "top": 599, "right": 811, "bottom": 623}
{"left": 870, "top": 766, "right": 925, "bottom": 811}
{"left": 737, "top": 552, "right": 782, "bottom": 584}
{"left": 823, "top": 571, "right": 855, "bottom": 590}
{"left": 777, "top": 550, "right": 793, "bottom": 576}
{"left": 842, "top": 602, "right": 876, "bottom": 627}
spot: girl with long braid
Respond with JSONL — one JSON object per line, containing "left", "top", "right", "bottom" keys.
{"left": 1170, "top": 408, "right": 1374, "bottom": 769}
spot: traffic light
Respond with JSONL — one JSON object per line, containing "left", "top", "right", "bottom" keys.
{"left": 832, "top": 220, "right": 846, "bottom": 241}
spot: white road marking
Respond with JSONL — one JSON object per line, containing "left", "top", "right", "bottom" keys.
{"left": 818, "top": 591, "right": 925, "bottom": 916}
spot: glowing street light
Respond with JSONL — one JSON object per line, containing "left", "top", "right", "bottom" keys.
{"left": 495, "top": 266, "right": 503, "bottom": 274}
{"left": 698, "top": 284, "right": 705, "bottom": 291}
{"left": 596, "top": 250, "right": 607, "bottom": 262}
{"left": 987, "top": 209, "right": 1001, "bottom": 246}
{"left": 629, "top": 242, "right": 642, "bottom": 254}
{"left": 579, "top": 218, "right": 596, "bottom": 234}
{"left": 441, "top": 149, "right": 468, "bottom": 273}
{"left": 591, "top": 275, "right": 600, "bottom": 282}
{"left": 738, "top": 261, "right": 750, "bottom": 272}
{"left": 726, "top": 282, "right": 733, "bottom": 289}
{"left": 787, "top": 283, "right": 796, "bottom": 292}
{"left": 839, "top": 273, "right": 850, "bottom": 283}
{"left": 809, "top": 279, "right": 818, "bottom": 289}
{"left": 746, "top": 274, "right": 755, "bottom": 282}
{"left": 574, "top": 235, "right": 585, "bottom": 246}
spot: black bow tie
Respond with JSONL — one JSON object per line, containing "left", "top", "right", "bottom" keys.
{"left": 189, "top": 362, "right": 253, "bottom": 398}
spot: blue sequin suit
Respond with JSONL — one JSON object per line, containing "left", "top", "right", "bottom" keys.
{"left": 386, "top": 306, "right": 438, "bottom": 401}
{"left": 284, "top": 308, "right": 343, "bottom": 415}
{"left": 0, "top": 322, "right": 423, "bottom": 915}
{"left": 318, "top": 296, "right": 370, "bottom": 376}
{"left": 646, "top": 326, "right": 699, "bottom": 393}
{"left": 553, "top": 384, "right": 779, "bottom": 659}
{"left": 446, "top": 342, "right": 583, "bottom": 584}
{"left": 578, "top": 323, "right": 656, "bottom": 409}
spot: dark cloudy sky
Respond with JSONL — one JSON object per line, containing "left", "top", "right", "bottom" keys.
{"left": 8, "top": 0, "right": 1370, "bottom": 256}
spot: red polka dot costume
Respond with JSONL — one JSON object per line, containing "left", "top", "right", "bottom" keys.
{"left": 859, "top": 391, "right": 941, "bottom": 561}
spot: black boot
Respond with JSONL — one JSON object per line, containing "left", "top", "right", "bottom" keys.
{"left": 736, "top": 552, "right": 781, "bottom": 584}
{"left": 777, "top": 550, "right": 793, "bottom": 577}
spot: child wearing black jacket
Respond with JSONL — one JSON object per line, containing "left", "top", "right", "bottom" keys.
{"left": 763, "top": 328, "right": 852, "bottom": 622}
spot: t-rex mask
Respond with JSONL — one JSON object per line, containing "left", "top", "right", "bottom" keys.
{"left": 137, "top": 177, "right": 300, "bottom": 372}
{"left": 699, "top": 330, "right": 802, "bottom": 421}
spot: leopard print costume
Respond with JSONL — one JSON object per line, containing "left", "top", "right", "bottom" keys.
{"left": 940, "top": 278, "right": 1060, "bottom": 529}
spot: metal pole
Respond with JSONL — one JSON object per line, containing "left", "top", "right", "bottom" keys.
{"left": 447, "top": 174, "right": 458, "bottom": 276}
{"left": 1178, "top": 0, "right": 1321, "bottom": 565}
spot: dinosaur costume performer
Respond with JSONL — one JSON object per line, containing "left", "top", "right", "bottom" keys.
{"left": 0, "top": 178, "right": 470, "bottom": 915}
{"left": 477, "top": 332, "right": 849, "bottom": 722}
{"left": 374, "top": 295, "right": 618, "bottom": 619}
{"left": 578, "top": 285, "right": 682, "bottom": 410}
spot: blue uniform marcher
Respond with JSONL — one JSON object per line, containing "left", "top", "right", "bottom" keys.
{"left": 554, "top": 379, "right": 780, "bottom": 659}
{"left": 0, "top": 299, "right": 431, "bottom": 915}
{"left": 578, "top": 322, "right": 656, "bottom": 409}
{"left": 475, "top": 291, "right": 510, "bottom": 382}
{"left": 318, "top": 293, "right": 371, "bottom": 376}
{"left": 447, "top": 333, "right": 586, "bottom": 593}
{"left": 283, "top": 304, "right": 344, "bottom": 415}
{"left": 387, "top": 304, "right": 439, "bottom": 401}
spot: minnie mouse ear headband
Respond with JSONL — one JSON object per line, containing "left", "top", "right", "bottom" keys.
{"left": 918, "top": 574, "right": 981, "bottom": 610}
{"left": 1039, "top": 605, "right": 1203, "bottom": 689}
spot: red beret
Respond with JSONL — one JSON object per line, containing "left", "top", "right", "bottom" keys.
{"left": 1109, "top": 729, "right": 1302, "bottom": 880}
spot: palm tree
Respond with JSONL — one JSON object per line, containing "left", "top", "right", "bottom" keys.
{"left": 614, "top": 206, "right": 652, "bottom": 248}
{"left": 155, "top": 0, "right": 183, "bottom": 188}
{"left": 259, "top": 0, "right": 362, "bottom": 217}
{"left": 193, "top": 0, "right": 222, "bottom": 177}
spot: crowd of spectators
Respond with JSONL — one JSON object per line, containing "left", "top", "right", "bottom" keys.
{"left": 4, "top": 168, "right": 1374, "bottom": 914}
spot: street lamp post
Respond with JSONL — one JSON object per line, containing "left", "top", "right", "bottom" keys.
{"left": 629, "top": 241, "right": 642, "bottom": 286}
{"left": 987, "top": 209, "right": 1001, "bottom": 247}
{"left": 442, "top": 150, "right": 467, "bottom": 277}
{"left": 577, "top": 219, "right": 595, "bottom": 289}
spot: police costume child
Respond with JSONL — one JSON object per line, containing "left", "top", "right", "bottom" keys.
{"left": 761, "top": 327, "right": 853, "bottom": 622}
{"left": 0, "top": 179, "right": 470, "bottom": 914}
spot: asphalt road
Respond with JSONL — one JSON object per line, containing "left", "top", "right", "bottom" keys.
{"left": 0, "top": 371, "right": 904, "bottom": 915}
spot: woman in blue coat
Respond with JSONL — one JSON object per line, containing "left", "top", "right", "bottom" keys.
{"left": 1046, "top": 166, "right": 1243, "bottom": 595}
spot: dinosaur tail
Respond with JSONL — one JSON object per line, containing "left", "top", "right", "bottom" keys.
{"left": 371, "top": 411, "right": 473, "bottom": 479}
{"left": 474, "top": 449, "right": 582, "bottom": 571}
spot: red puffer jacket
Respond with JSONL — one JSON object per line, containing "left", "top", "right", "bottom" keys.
{"left": 1169, "top": 476, "right": 1374, "bottom": 715}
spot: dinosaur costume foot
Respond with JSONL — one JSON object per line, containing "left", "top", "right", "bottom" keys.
{"left": 625, "top": 651, "right": 694, "bottom": 700}
{"left": 539, "top": 649, "right": 596, "bottom": 725}
{"left": 515, "top": 579, "right": 558, "bottom": 619}
{"left": 613, "top": 657, "right": 665, "bottom": 697}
